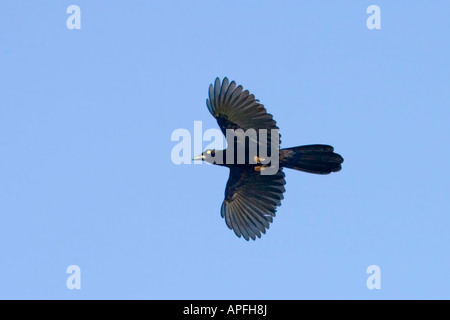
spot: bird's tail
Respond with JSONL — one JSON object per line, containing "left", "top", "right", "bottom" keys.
{"left": 280, "top": 145, "right": 343, "bottom": 174}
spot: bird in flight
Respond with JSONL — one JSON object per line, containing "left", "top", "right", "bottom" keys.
{"left": 193, "top": 77, "right": 343, "bottom": 240}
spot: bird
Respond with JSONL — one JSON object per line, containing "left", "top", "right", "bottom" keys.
{"left": 193, "top": 77, "right": 344, "bottom": 240}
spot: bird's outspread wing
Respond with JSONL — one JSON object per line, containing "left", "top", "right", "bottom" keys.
{"left": 206, "top": 77, "right": 280, "bottom": 144}
{"left": 221, "top": 167, "right": 286, "bottom": 240}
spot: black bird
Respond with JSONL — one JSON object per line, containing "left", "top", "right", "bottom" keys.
{"left": 193, "top": 77, "right": 343, "bottom": 240}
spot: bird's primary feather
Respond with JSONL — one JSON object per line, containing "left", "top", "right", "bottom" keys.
{"left": 206, "top": 77, "right": 281, "bottom": 146}
{"left": 222, "top": 167, "right": 286, "bottom": 240}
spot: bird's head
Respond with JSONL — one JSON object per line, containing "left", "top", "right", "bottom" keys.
{"left": 193, "top": 149, "right": 216, "bottom": 164}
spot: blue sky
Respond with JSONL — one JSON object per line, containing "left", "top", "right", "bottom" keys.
{"left": 0, "top": 1, "right": 449, "bottom": 299}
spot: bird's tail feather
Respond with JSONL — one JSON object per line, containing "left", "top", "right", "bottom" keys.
{"left": 280, "top": 145, "right": 343, "bottom": 174}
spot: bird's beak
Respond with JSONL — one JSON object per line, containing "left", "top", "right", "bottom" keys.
{"left": 192, "top": 154, "right": 204, "bottom": 161}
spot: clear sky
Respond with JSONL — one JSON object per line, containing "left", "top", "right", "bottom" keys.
{"left": 1, "top": 1, "right": 449, "bottom": 299}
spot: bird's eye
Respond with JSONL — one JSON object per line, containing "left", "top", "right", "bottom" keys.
{"left": 206, "top": 150, "right": 211, "bottom": 155}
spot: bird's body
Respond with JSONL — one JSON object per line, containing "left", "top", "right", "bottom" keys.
{"left": 194, "top": 77, "right": 343, "bottom": 240}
